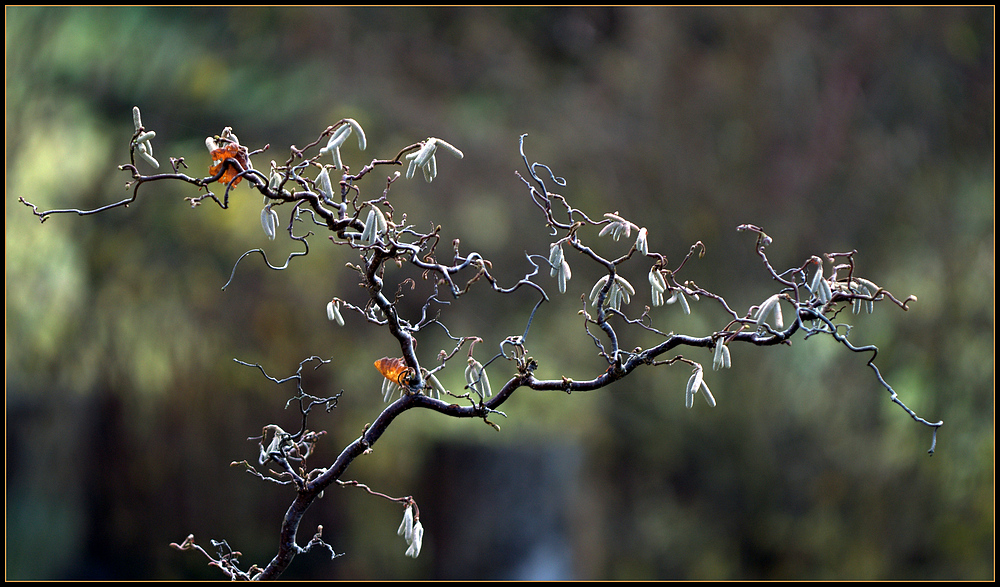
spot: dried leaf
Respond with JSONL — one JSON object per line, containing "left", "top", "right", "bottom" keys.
{"left": 375, "top": 357, "right": 413, "bottom": 386}
{"left": 209, "top": 144, "right": 250, "bottom": 187}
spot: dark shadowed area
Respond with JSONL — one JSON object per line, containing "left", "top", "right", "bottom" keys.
{"left": 6, "top": 7, "right": 993, "bottom": 580}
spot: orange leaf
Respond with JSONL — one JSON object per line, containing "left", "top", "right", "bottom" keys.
{"left": 209, "top": 144, "right": 249, "bottom": 187}
{"left": 374, "top": 357, "right": 412, "bottom": 386}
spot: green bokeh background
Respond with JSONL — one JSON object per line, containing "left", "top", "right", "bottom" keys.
{"left": 6, "top": 7, "right": 993, "bottom": 580}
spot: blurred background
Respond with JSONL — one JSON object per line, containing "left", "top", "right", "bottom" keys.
{"left": 5, "top": 7, "right": 993, "bottom": 580}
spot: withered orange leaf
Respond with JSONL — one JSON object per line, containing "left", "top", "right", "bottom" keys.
{"left": 374, "top": 357, "right": 412, "bottom": 386}
{"left": 209, "top": 144, "right": 250, "bottom": 187}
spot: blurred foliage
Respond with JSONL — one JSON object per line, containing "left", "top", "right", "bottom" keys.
{"left": 5, "top": 6, "right": 993, "bottom": 580}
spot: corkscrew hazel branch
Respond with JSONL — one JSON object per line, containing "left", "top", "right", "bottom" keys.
{"left": 22, "top": 109, "right": 942, "bottom": 580}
